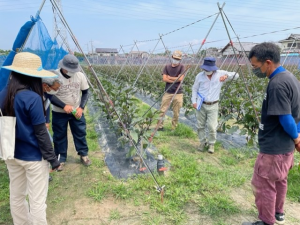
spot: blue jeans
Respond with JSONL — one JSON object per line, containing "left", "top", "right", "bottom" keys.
{"left": 52, "top": 111, "right": 89, "bottom": 163}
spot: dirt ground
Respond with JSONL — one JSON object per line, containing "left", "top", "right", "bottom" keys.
{"left": 46, "top": 127, "right": 300, "bottom": 225}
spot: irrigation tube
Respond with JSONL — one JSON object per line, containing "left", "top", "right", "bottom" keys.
{"left": 217, "top": 3, "right": 260, "bottom": 125}
{"left": 191, "top": 2, "right": 225, "bottom": 76}
{"left": 50, "top": 0, "right": 165, "bottom": 193}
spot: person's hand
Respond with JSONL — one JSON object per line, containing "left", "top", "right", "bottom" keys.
{"left": 295, "top": 142, "right": 300, "bottom": 153}
{"left": 75, "top": 107, "right": 83, "bottom": 119}
{"left": 220, "top": 75, "right": 228, "bottom": 82}
{"left": 294, "top": 134, "right": 300, "bottom": 152}
{"left": 63, "top": 105, "right": 73, "bottom": 114}
{"left": 45, "top": 123, "right": 50, "bottom": 130}
{"left": 193, "top": 103, "right": 197, "bottom": 109}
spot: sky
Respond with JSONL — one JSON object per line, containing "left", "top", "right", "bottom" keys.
{"left": 0, "top": 0, "right": 300, "bottom": 54}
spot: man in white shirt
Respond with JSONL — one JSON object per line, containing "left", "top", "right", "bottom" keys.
{"left": 191, "top": 57, "right": 239, "bottom": 153}
{"left": 50, "top": 54, "right": 91, "bottom": 170}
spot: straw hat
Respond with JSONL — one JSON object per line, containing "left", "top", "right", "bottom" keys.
{"left": 172, "top": 50, "right": 182, "bottom": 60}
{"left": 2, "top": 52, "right": 57, "bottom": 78}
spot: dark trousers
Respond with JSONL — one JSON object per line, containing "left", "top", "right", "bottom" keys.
{"left": 52, "top": 111, "right": 89, "bottom": 163}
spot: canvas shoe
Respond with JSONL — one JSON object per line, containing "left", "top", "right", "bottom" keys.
{"left": 275, "top": 212, "right": 285, "bottom": 224}
{"left": 57, "top": 162, "right": 65, "bottom": 172}
{"left": 81, "top": 156, "right": 92, "bottom": 166}
{"left": 198, "top": 142, "right": 206, "bottom": 152}
{"left": 242, "top": 221, "right": 269, "bottom": 225}
{"left": 208, "top": 144, "right": 214, "bottom": 153}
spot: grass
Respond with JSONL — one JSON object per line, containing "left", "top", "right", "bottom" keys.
{"left": 1, "top": 106, "right": 300, "bottom": 224}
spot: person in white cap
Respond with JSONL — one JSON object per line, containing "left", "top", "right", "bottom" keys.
{"left": 50, "top": 54, "right": 91, "bottom": 170}
{"left": 191, "top": 57, "right": 239, "bottom": 153}
{"left": 158, "top": 50, "right": 185, "bottom": 131}
{"left": 0, "top": 52, "right": 60, "bottom": 224}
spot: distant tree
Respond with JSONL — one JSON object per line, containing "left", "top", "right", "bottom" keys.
{"left": 0, "top": 49, "right": 11, "bottom": 55}
{"left": 74, "top": 51, "right": 84, "bottom": 57}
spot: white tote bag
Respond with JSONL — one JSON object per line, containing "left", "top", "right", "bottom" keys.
{"left": 0, "top": 108, "right": 16, "bottom": 160}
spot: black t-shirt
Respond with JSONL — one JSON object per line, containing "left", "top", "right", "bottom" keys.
{"left": 259, "top": 70, "right": 300, "bottom": 154}
{"left": 162, "top": 64, "right": 185, "bottom": 94}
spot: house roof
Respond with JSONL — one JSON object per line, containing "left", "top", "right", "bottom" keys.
{"left": 220, "top": 42, "right": 258, "bottom": 53}
{"left": 279, "top": 34, "right": 300, "bottom": 43}
{"left": 95, "top": 48, "right": 118, "bottom": 53}
{"left": 129, "top": 51, "right": 149, "bottom": 54}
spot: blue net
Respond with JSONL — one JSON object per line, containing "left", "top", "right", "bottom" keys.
{"left": 0, "top": 15, "right": 68, "bottom": 91}
{"left": 23, "top": 18, "right": 68, "bottom": 70}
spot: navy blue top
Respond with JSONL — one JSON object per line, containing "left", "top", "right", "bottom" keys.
{"left": 0, "top": 89, "right": 46, "bottom": 161}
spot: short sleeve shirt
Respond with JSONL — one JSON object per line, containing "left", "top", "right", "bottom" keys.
{"left": 259, "top": 70, "right": 300, "bottom": 154}
{"left": 52, "top": 69, "right": 89, "bottom": 113}
{"left": 162, "top": 64, "right": 185, "bottom": 94}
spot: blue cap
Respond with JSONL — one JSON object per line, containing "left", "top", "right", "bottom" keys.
{"left": 200, "top": 57, "right": 219, "bottom": 71}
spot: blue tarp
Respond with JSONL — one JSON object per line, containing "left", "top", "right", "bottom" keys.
{"left": 0, "top": 20, "right": 35, "bottom": 91}
{"left": 0, "top": 15, "right": 68, "bottom": 91}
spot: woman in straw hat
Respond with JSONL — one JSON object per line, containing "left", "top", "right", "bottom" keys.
{"left": 0, "top": 52, "right": 60, "bottom": 224}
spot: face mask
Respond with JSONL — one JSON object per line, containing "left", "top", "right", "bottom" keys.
{"left": 252, "top": 67, "right": 267, "bottom": 78}
{"left": 172, "top": 59, "right": 180, "bottom": 65}
{"left": 204, "top": 71, "right": 213, "bottom": 76}
{"left": 46, "top": 89, "right": 59, "bottom": 95}
{"left": 67, "top": 72, "right": 76, "bottom": 77}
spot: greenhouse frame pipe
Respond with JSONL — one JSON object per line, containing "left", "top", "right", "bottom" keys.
{"left": 132, "top": 38, "right": 161, "bottom": 87}
{"left": 191, "top": 3, "right": 225, "bottom": 76}
{"left": 50, "top": 0, "right": 164, "bottom": 192}
{"left": 19, "top": 0, "right": 47, "bottom": 52}
{"left": 282, "top": 39, "right": 296, "bottom": 66}
{"left": 116, "top": 43, "right": 136, "bottom": 80}
{"left": 217, "top": 3, "right": 260, "bottom": 125}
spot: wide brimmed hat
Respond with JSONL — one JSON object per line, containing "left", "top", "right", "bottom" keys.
{"left": 58, "top": 54, "right": 80, "bottom": 72}
{"left": 200, "top": 57, "right": 219, "bottom": 71}
{"left": 2, "top": 52, "right": 57, "bottom": 78}
{"left": 172, "top": 50, "right": 182, "bottom": 60}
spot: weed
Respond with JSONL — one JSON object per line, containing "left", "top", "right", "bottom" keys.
{"left": 109, "top": 209, "right": 121, "bottom": 221}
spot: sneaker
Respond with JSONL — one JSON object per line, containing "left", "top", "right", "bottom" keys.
{"left": 198, "top": 142, "right": 206, "bottom": 152}
{"left": 208, "top": 145, "right": 214, "bottom": 153}
{"left": 57, "top": 162, "right": 65, "bottom": 172}
{"left": 80, "top": 156, "right": 91, "bottom": 166}
{"left": 242, "top": 221, "right": 269, "bottom": 225}
{"left": 275, "top": 212, "right": 285, "bottom": 224}
{"left": 157, "top": 127, "right": 164, "bottom": 131}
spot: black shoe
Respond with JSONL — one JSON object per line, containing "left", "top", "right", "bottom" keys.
{"left": 157, "top": 127, "right": 164, "bottom": 131}
{"left": 275, "top": 212, "right": 285, "bottom": 224}
{"left": 49, "top": 175, "right": 53, "bottom": 182}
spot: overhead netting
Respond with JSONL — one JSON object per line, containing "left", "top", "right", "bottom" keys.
{"left": 22, "top": 17, "right": 68, "bottom": 70}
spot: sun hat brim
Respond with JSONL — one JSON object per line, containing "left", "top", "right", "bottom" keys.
{"left": 58, "top": 59, "right": 80, "bottom": 73}
{"left": 2, "top": 65, "right": 58, "bottom": 78}
{"left": 200, "top": 64, "right": 219, "bottom": 71}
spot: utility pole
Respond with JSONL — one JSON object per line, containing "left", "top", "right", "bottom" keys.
{"left": 53, "top": 0, "right": 69, "bottom": 48}
{"left": 86, "top": 43, "right": 90, "bottom": 55}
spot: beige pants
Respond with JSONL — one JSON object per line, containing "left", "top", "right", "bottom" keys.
{"left": 196, "top": 103, "right": 219, "bottom": 145}
{"left": 5, "top": 158, "right": 49, "bottom": 225}
{"left": 159, "top": 93, "right": 183, "bottom": 129}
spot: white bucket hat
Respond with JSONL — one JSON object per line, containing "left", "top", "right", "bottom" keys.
{"left": 2, "top": 52, "right": 57, "bottom": 78}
